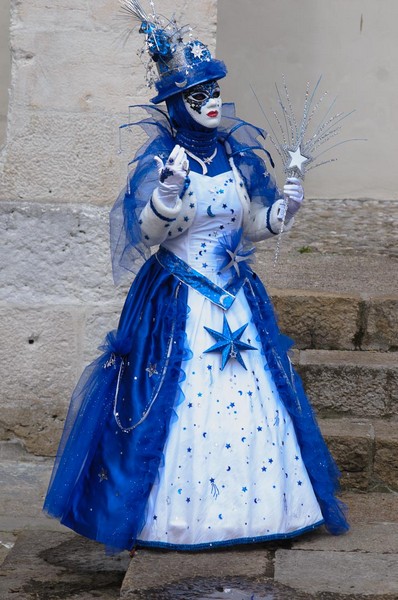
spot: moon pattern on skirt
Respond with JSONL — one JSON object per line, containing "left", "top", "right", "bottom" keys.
{"left": 175, "top": 79, "right": 188, "bottom": 88}
{"left": 207, "top": 205, "right": 216, "bottom": 217}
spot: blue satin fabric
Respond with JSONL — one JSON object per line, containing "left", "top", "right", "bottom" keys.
{"left": 44, "top": 255, "right": 191, "bottom": 551}
{"left": 44, "top": 249, "right": 348, "bottom": 551}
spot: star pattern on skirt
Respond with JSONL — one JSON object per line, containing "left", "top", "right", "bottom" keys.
{"left": 203, "top": 315, "right": 257, "bottom": 370}
{"left": 146, "top": 363, "right": 159, "bottom": 378}
{"left": 98, "top": 467, "right": 108, "bottom": 483}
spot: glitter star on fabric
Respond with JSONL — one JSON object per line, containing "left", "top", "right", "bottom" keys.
{"left": 145, "top": 363, "right": 159, "bottom": 377}
{"left": 98, "top": 467, "right": 108, "bottom": 483}
{"left": 191, "top": 43, "right": 204, "bottom": 59}
{"left": 203, "top": 315, "right": 257, "bottom": 370}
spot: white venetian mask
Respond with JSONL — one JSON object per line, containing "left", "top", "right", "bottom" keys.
{"left": 183, "top": 81, "right": 222, "bottom": 128}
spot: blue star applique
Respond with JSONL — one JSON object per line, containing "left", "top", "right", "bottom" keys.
{"left": 203, "top": 315, "right": 257, "bottom": 370}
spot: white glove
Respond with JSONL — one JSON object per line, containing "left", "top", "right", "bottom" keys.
{"left": 154, "top": 145, "right": 189, "bottom": 207}
{"left": 279, "top": 177, "right": 304, "bottom": 221}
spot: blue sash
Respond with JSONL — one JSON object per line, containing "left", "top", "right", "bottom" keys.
{"left": 156, "top": 246, "right": 245, "bottom": 310}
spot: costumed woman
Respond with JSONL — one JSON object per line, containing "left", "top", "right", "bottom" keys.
{"left": 44, "top": 3, "right": 349, "bottom": 552}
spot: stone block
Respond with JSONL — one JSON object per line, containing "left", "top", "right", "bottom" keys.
{"left": 10, "top": 30, "right": 144, "bottom": 114}
{"left": 121, "top": 548, "right": 273, "bottom": 598}
{"left": 342, "top": 491, "right": 398, "bottom": 524}
{"left": 0, "top": 306, "right": 81, "bottom": 455}
{"left": 364, "top": 296, "right": 398, "bottom": 351}
{"left": 0, "top": 110, "right": 128, "bottom": 203}
{"left": 0, "top": 201, "right": 122, "bottom": 305}
{"left": 0, "top": 459, "right": 54, "bottom": 521}
{"left": 274, "top": 549, "right": 398, "bottom": 596}
{"left": 0, "top": 440, "right": 28, "bottom": 461}
{"left": 0, "top": 530, "right": 130, "bottom": 600}
{"left": 373, "top": 421, "right": 398, "bottom": 491}
{"left": 0, "top": 533, "right": 16, "bottom": 570}
{"left": 389, "top": 371, "right": 398, "bottom": 417}
{"left": 14, "top": 0, "right": 217, "bottom": 44}
{"left": 270, "top": 290, "right": 360, "bottom": 350}
{"left": 298, "top": 350, "right": 398, "bottom": 419}
{"left": 0, "top": 456, "right": 66, "bottom": 531}
{"left": 319, "top": 419, "right": 374, "bottom": 490}
{"left": 13, "top": 0, "right": 97, "bottom": 31}
{"left": 255, "top": 249, "right": 398, "bottom": 297}
{"left": 2, "top": 0, "right": 218, "bottom": 201}
{"left": 292, "top": 522, "right": 398, "bottom": 553}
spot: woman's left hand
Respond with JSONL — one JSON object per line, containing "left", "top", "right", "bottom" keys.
{"left": 282, "top": 177, "right": 304, "bottom": 221}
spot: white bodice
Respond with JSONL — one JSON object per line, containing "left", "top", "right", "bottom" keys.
{"left": 162, "top": 170, "right": 242, "bottom": 286}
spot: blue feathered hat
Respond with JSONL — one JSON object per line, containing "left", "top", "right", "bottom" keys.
{"left": 120, "top": 1, "right": 227, "bottom": 104}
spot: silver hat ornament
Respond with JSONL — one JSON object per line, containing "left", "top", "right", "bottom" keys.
{"left": 119, "top": 0, "right": 227, "bottom": 103}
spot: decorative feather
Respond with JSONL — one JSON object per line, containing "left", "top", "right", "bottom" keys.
{"left": 119, "top": 0, "right": 150, "bottom": 23}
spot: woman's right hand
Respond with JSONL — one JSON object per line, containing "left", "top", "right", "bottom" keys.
{"left": 154, "top": 145, "right": 190, "bottom": 206}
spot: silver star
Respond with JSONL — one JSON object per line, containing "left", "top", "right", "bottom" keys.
{"left": 221, "top": 249, "right": 248, "bottom": 277}
{"left": 146, "top": 363, "right": 159, "bottom": 377}
{"left": 103, "top": 353, "right": 116, "bottom": 369}
{"left": 98, "top": 467, "right": 108, "bottom": 483}
{"left": 287, "top": 145, "right": 310, "bottom": 176}
{"left": 191, "top": 43, "right": 204, "bottom": 59}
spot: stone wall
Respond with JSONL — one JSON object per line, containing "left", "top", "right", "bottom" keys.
{"left": 0, "top": 0, "right": 11, "bottom": 145}
{"left": 0, "top": 0, "right": 218, "bottom": 455}
{"left": 217, "top": 0, "right": 398, "bottom": 201}
{"left": 1, "top": 0, "right": 217, "bottom": 204}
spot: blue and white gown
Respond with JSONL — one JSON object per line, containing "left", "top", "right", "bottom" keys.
{"left": 137, "top": 171, "right": 323, "bottom": 548}
{"left": 44, "top": 107, "right": 348, "bottom": 551}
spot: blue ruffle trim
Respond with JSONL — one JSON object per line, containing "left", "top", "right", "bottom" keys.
{"left": 136, "top": 520, "right": 325, "bottom": 551}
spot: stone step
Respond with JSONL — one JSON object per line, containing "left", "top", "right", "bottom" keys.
{"left": 318, "top": 417, "right": 398, "bottom": 492}
{"left": 0, "top": 530, "right": 130, "bottom": 600}
{"left": 270, "top": 289, "right": 398, "bottom": 352}
{"left": 296, "top": 349, "right": 398, "bottom": 419}
{"left": 120, "top": 493, "right": 398, "bottom": 599}
{"left": 2, "top": 495, "right": 398, "bottom": 599}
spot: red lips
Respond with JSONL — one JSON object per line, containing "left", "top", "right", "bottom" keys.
{"left": 207, "top": 111, "right": 219, "bottom": 118}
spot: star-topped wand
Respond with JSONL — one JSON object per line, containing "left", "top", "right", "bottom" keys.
{"left": 250, "top": 76, "right": 365, "bottom": 264}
